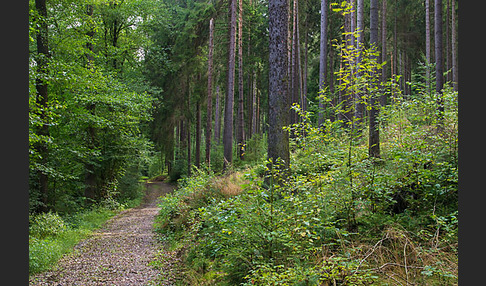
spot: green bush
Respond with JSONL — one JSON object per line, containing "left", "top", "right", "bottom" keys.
{"left": 29, "top": 207, "right": 117, "bottom": 275}
{"left": 29, "top": 212, "right": 67, "bottom": 239}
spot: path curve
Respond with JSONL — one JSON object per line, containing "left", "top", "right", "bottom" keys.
{"left": 29, "top": 182, "right": 176, "bottom": 286}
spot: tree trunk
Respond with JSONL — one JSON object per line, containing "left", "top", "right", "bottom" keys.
{"left": 296, "top": 1, "right": 304, "bottom": 121}
{"left": 195, "top": 100, "right": 201, "bottom": 169}
{"left": 291, "top": 0, "right": 299, "bottom": 125}
{"left": 84, "top": 3, "right": 97, "bottom": 201}
{"left": 237, "top": 0, "right": 245, "bottom": 160}
{"left": 251, "top": 70, "right": 257, "bottom": 135}
{"left": 303, "top": 17, "right": 308, "bottom": 114}
{"left": 380, "top": 0, "right": 387, "bottom": 106}
{"left": 214, "top": 85, "right": 221, "bottom": 144}
{"left": 268, "top": 0, "right": 290, "bottom": 168}
{"left": 369, "top": 0, "right": 380, "bottom": 158}
{"left": 247, "top": 0, "right": 253, "bottom": 140}
{"left": 343, "top": 4, "right": 353, "bottom": 124}
{"left": 445, "top": 0, "right": 451, "bottom": 84}
{"left": 35, "top": 0, "right": 50, "bottom": 211}
{"left": 435, "top": 0, "right": 444, "bottom": 123}
{"left": 187, "top": 79, "right": 192, "bottom": 176}
{"left": 224, "top": 0, "right": 237, "bottom": 169}
{"left": 318, "top": 0, "right": 327, "bottom": 127}
{"left": 206, "top": 18, "right": 214, "bottom": 166}
{"left": 393, "top": 0, "right": 398, "bottom": 96}
{"left": 425, "top": 0, "right": 431, "bottom": 95}
{"left": 354, "top": 0, "right": 365, "bottom": 130}
{"left": 451, "top": 0, "right": 457, "bottom": 91}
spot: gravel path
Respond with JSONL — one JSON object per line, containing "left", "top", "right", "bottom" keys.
{"left": 29, "top": 182, "right": 176, "bottom": 286}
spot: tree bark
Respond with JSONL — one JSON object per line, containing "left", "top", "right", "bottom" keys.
{"left": 354, "top": 0, "right": 365, "bottom": 129}
{"left": 425, "top": 0, "right": 431, "bottom": 95}
{"left": 251, "top": 70, "right": 257, "bottom": 135}
{"left": 35, "top": 0, "right": 50, "bottom": 211}
{"left": 206, "top": 18, "right": 214, "bottom": 166}
{"left": 318, "top": 0, "right": 327, "bottom": 127}
{"left": 214, "top": 85, "right": 221, "bottom": 144}
{"left": 268, "top": 0, "right": 290, "bottom": 168}
{"left": 224, "top": 0, "right": 237, "bottom": 169}
{"left": 291, "top": 0, "right": 299, "bottom": 125}
{"left": 451, "top": 0, "right": 457, "bottom": 91}
{"left": 435, "top": 0, "right": 444, "bottom": 122}
{"left": 84, "top": 3, "right": 98, "bottom": 201}
{"left": 237, "top": 0, "right": 245, "bottom": 160}
{"left": 195, "top": 100, "right": 201, "bottom": 168}
{"left": 187, "top": 79, "right": 192, "bottom": 176}
{"left": 380, "top": 0, "right": 387, "bottom": 106}
{"left": 369, "top": 0, "right": 380, "bottom": 158}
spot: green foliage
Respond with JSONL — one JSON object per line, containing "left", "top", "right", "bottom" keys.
{"left": 154, "top": 78, "right": 458, "bottom": 285}
{"left": 29, "top": 212, "right": 67, "bottom": 239}
{"left": 29, "top": 207, "right": 117, "bottom": 274}
{"left": 29, "top": 0, "right": 156, "bottom": 213}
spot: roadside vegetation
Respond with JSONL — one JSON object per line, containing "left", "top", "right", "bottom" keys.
{"left": 29, "top": 189, "right": 144, "bottom": 274}
{"left": 154, "top": 85, "right": 458, "bottom": 285}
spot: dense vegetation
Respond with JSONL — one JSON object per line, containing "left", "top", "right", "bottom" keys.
{"left": 154, "top": 84, "right": 458, "bottom": 285}
{"left": 29, "top": 0, "right": 458, "bottom": 283}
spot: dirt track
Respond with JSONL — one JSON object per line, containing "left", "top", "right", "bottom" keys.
{"left": 29, "top": 182, "right": 176, "bottom": 286}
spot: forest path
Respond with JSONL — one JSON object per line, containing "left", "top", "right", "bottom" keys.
{"left": 29, "top": 181, "right": 177, "bottom": 286}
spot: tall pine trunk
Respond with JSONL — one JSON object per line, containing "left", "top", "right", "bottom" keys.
{"left": 214, "top": 85, "right": 221, "bottom": 145}
{"left": 380, "top": 0, "right": 387, "bottom": 106}
{"left": 291, "top": 0, "right": 299, "bottom": 125}
{"left": 35, "top": 0, "right": 50, "bottom": 211}
{"left": 237, "top": 0, "right": 245, "bottom": 160}
{"left": 318, "top": 0, "right": 327, "bottom": 127}
{"left": 195, "top": 100, "right": 201, "bottom": 168}
{"left": 268, "top": 0, "right": 290, "bottom": 168}
{"left": 224, "top": 0, "right": 237, "bottom": 169}
{"left": 435, "top": 0, "right": 444, "bottom": 125}
{"left": 451, "top": 0, "right": 457, "bottom": 91}
{"left": 369, "top": 0, "right": 380, "bottom": 158}
{"left": 425, "top": 0, "right": 431, "bottom": 95}
{"left": 187, "top": 78, "right": 192, "bottom": 176}
{"left": 354, "top": 0, "right": 365, "bottom": 130}
{"left": 206, "top": 18, "right": 214, "bottom": 166}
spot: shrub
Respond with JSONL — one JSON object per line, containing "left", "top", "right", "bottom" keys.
{"left": 29, "top": 212, "right": 67, "bottom": 239}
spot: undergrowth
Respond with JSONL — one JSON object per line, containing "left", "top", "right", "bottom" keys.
{"left": 153, "top": 83, "right": 457, "bottom": 285}
{"left": 28, "top": 193, "right": 145, "bottom": 275}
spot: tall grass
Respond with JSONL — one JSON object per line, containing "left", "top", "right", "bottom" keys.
{"left": 29, "top": 207, "right": 117, "bottom": 274}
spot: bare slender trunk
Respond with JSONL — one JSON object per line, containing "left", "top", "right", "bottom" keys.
{"left": 195, "top": 100, "right": 201, "bottom": 168}
{"left": 369, "top": 0, "right": 380, "bottom": 158}
{"left": 252, "top": 70, "right": 257, "bottom": 135}
{"left": 380, "top": 0, "right": 387, "bottom": 106}
{"left": 354, "top": 0, "right": 365, "bottom": 129}
{"left": 187, "top": 78, "right": 192, "bottom": 176}
{"left": 318, "top": 0, "right": 327, "bottom": 127}
{"left": 206, "top": 18, "right": 214, "bottom": 166}
{"left": 237, "top": 0, "right": 245, "bottom": 160}
{"left": 223, "top": 0, "right": 237, "bottom": 169}
{"left": 435, "top": 0, "right": 444, "bottom": 121}
{"left": 451, "top": 0, "right": 457, "bottom": 91}
{"left": 291, "top": 0, "right": 299, "bottom": 125}
{"left": 426, "top": 0, "right": 431, "bottom": 95}
{"left": 214, "top": 85, "right": 221, "bottom": 144}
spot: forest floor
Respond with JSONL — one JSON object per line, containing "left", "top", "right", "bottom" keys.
{"left": 29, "top": 181, "right": 177, "bottom": 286}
